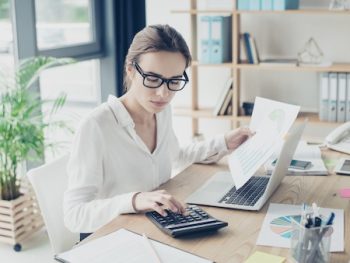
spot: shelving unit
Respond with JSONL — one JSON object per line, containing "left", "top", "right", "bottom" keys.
{"left": 172, "top": 0, "right": 350, "bottom": 136}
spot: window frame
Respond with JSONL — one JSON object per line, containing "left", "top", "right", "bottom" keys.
{"left": 11, "top": 0, "right": 104, "bottom": 61}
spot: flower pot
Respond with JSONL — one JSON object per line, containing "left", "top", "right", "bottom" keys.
{"left": 0, "top": 188, "right": 43, "bottom": 251}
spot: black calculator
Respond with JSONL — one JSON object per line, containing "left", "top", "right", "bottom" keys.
{"left": 145, "top": 205, "right": 228, "bottom": 237}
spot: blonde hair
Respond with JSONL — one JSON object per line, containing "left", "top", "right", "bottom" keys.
{"left": 123, "top": 24, "right": 192, "bottom": 91}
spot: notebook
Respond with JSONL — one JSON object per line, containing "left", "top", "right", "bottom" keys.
{"left": 55, "top": 228, "right": 213, "bottom": 263}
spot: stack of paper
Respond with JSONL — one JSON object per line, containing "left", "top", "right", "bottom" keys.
{"left": 265, "top": 141, "right": 328, "bottom": 176}
{"left": 55, "top": 228, "right": 212, "bottom": 263}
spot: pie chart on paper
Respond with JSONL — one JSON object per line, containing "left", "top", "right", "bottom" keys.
{"left": 269, "top": 215, "right": 301, "bottom": 239}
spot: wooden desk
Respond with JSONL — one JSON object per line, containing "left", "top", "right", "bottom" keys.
{"left": 84, "top": 150, "right": 349, "bottom": 262}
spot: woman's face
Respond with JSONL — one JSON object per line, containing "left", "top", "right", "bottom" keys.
{"left": 127, "top": 51, "right": 187, "bottom": 114}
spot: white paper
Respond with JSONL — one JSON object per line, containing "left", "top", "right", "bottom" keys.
{"left": 256, "top": 203, "right": 344, "bottom": 252}
{"left": 228, "top": 97, "right": 300, "bottom": 189}
{"left": 265, "top": 141, "right": 328, "bottom": 176}
{"left": 56, "top": 228, "right": 212, "bottom": 263}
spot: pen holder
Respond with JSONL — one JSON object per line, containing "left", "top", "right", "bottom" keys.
{"left": 290, "top": 219, "right": 333, "bottom": 263}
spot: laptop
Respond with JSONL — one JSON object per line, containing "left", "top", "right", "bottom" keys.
{"left": 186, "top": 121, "right": 306, "bottom": 211}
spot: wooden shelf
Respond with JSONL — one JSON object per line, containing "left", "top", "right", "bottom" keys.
{"left": 235, "top": 9, "right": 350, "bottom": 15}
{"left": 172, "top": 9, "right": 350, "bottom": 15}
{"left": 192, "top": 62, "right": 350, "bottom": 72}
{"left": 235, "top": 63, "right": 350, "bottom": 72}
{"left": 171, "top": 3, "right": 349, "bottom": 137}
{"left": 171, "top": 9, "right": 232, "bottom": 14}
{"left": 173, "top": 108, "right": 340, "bottom": 126}
{"left": 192, "top": 61, "right": 232, "bottom": 68}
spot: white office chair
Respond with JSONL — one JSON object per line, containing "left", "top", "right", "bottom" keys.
{"left": 27, "top": 154, "right": 78, "bottom": 254}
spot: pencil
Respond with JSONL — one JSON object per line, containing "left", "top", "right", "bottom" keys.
{"left": 142, "top": 233, "right": 163, "bottom": 263}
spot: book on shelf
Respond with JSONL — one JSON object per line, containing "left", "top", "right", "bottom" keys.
{"left": 249, "top": 35, "right": 260, "bottom": 64}
{"left": 219, "top": 88, "right": 233, "bottom": 115}
{"left": 213, "top": 77, "right": 233, "bottom": 116}
{"left": 259, "top": 58, "right": 297, "bottom": 66}
{"left": 265, "top": 141, "right": 328, "bottom": 176}
{"left": 242, "top": 32, "right": 259, "bottom": 64}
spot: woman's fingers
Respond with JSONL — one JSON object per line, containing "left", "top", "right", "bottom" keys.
{"left": 152, "top": 190, "right": 185, "bottom": 214}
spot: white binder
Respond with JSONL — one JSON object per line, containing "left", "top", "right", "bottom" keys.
{"left": 347, "top": 73, "right": 350, "bottom": 121}
{"left": 319, "top": 73, "right": 329, "bottom": 121}
{"left": 328, "top": 73, "right": 338, "bottom": 122}
{"left": 337, "top": 73, "right": 347, "bottom": 122}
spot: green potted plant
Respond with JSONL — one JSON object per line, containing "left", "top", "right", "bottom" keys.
{"left": 0, "top": 56, "right": 74, "bottom": 251}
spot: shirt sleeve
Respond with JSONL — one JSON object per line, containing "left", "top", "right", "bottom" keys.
{"left": 172, "top": 132, "right": 230, "bottom": 167}
{"left": 167, "top": 106, "right": 230, "bottom": 169}
{"left": 63, "top": 117, "right": 137, "bottom": 233}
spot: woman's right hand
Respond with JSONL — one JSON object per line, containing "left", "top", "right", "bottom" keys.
{"left": 133, "top": 190, "right": 186, "bottom": 216}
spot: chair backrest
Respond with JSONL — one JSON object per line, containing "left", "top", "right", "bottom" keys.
{"left": 27, "top": 154, "right": 78, "bottom": 254}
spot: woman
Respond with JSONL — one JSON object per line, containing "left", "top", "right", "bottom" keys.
{"left": 63, "top": 24, "right": 253, "bottom": 237}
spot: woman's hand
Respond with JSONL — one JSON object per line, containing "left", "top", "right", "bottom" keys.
{"left": 224, "top": 127, "right": 255, "bottom": 151}
{"left": 133, "top": 190, "right": 186, "bottom": 216}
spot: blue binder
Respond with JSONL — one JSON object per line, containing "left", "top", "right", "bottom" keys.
{"left": 273, "top": 0, "right": 299, "bottom": 10}
{"left": 261, "top": 0, "right": 273, "bottom": 10}
{"left": 198, "top": 16, "right": 211, "bottom": 63}
{"left": 210, "top": 16, "right": 232, "bottom": 63}
{"left": 238, "top": 0, "right": 250, "bottom": 10}
{"left": 249, "top": 0, "right": 261, "bottom": 10}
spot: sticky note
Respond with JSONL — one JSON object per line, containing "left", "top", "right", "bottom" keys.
{"left": 244, "top": 251, "right": 285, "bottom": 263}
{"left": 340, "top": 188, "right": 350, "bottom": 198}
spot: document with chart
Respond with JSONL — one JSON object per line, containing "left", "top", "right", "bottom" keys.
{"left": 228, "top": 97, "right": 300, "bottom": 189}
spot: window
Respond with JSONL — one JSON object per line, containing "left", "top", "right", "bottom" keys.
{"left": 35, "top": 0, "right": 103, "bottom": 59}
{"left": 35, "top": 0, "right": 93, "bottom": 50}
{"left": 0, "top": 0, "right": 14, "bottom": 81}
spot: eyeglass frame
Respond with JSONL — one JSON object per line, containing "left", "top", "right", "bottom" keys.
{"left": 132, "top": 61, "right": 189, "bottom": 91}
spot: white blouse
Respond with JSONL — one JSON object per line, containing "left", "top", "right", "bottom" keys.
{"left": 63, "top": 95, "right": 229, "bottom": 233}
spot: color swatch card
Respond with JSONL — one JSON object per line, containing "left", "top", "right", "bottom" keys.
{"left": 256, "top": 203, "right": 344, "bottom": 252}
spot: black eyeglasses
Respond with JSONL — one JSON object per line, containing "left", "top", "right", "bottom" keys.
{"left": 133, "top": 61, "right": 189, "bottom": 91}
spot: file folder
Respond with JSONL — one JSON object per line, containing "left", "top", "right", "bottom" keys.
{"left": 238, "top": 0, "right": 250, "bottom": 10}
{"left": 249, "top": 0, "right": 261, "bottom": 10}
{"left": 347, "top": 73, "right": 350, "bottom": 121}
{"left": 273, "top": 0, "right": 299, "bottom": 10}
{"left": 261, "top": 0, "right": 273, "bottom": 10}
{"left": 198, "top": 16, "right": 211, "bottom": 63}
{"left": 319, "top": 73, "right": 329, "bottom": 121}
{"left": 328, "top": 73, "right": 338, "bottom": 122}
{"left": 337, "top": 73, "right": 347, "bottom": 122}
{"left": 210, "top": 16, "right": 232, "bottom": 63}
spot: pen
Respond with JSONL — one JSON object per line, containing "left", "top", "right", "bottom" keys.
{"left": 142, "top": 233, "right": 163, "bottom": 263}
{"left": 326, "top": 212, "right": 335, "bottom": 226}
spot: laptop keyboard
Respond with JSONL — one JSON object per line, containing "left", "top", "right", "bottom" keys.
{"left": 219, "top": 176, "right": 269, "bottom": 206}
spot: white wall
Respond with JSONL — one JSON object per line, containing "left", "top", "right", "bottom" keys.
{"left": 146, "top": 0, "right": 349, "bottom": 142}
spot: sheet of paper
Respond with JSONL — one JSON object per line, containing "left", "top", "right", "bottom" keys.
{"left": 228, "top": 97, "right": 300, "bottom": 189}
{"left": 256, "top": 203, "right": 344, "bottom": 252}
{"left": 56, "top": 228, "right": 212, "bottom": 263}
{"left": 244, "top": 251, "right": 285, "bottom": 263}
{"left": 249, "top": 97, "right": 301, "bottom": 136}
{"left": 265, "top": 141, "right": 328, "bottom": 176}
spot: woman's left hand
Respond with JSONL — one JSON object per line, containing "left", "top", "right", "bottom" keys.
{"left": 224, "top": 127, "right": 255, "bottom": 151}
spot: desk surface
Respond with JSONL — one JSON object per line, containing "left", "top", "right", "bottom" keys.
{"left": 84, "top": 149, "right": 349, "bottom": 263}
